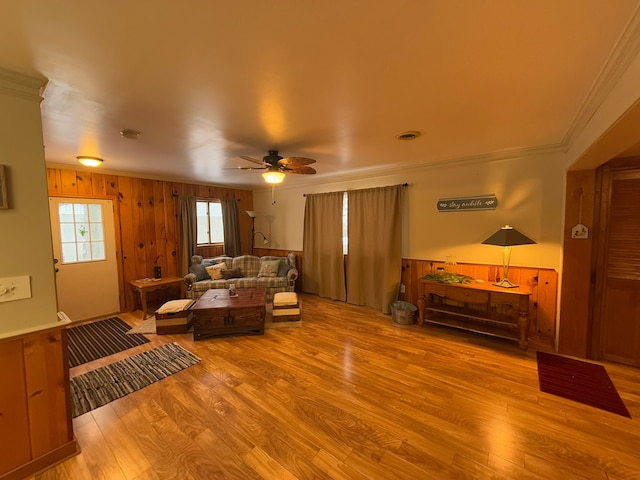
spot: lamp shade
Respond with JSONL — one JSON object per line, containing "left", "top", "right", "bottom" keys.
{"left": 262, "top": 170, "right": 285, "bottom": 184}
{"left": 482, "top": 225, "right": 535, "bottom": 246}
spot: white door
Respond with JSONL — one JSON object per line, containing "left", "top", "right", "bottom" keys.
{"left": 49, "top": 197, "right": 120, "bottom": 321}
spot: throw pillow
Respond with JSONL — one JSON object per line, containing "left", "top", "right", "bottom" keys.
{"left": 277, "top": 261, "right": 291, "bottom": 277}
{"left": 221, "top": 268, "right": 242, "bottom": 280}
{"left": 258, "top": 259, "right": 280, "bottom": 277}
{"left": 205, "top": 263, "right": 227, "bottom": 280}
{"left": 189, "top": 263, "right": 209, "bottom": 282}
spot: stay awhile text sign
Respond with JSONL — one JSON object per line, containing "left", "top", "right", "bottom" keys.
{"left": 437, "top": 194, "right": 498, "bottom": 212}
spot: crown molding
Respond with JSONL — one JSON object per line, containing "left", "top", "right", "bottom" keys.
{"left": 45, "top": 162, "right": 253, "bottom": 192}
{"left": 260, "top": 143, "right": 566, "bottom": 193}
{"left": 0, "top": 67, "right": 48, "bottom": 103}
{"left": 562, "top": 3, "right": 640, "bottom": 151}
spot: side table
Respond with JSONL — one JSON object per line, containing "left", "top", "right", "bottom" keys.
{"left": 129, "top": 276, "right": 183, "bottom": 318}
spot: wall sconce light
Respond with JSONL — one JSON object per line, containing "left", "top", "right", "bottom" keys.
{"left": 255, "top": 232, "right": 269, "bottom": 245}
{"left": 482, "top": 225, "right": 536, "bottom": 288}
{"left": 77, "top": 156, "right": 103, "bottom": 167}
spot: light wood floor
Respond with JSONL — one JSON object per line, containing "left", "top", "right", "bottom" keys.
{"left": 32, "top": 294, "right": 640, "bottom": 480}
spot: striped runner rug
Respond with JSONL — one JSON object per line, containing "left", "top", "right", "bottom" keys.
{"left": 70, "top": 342, "right": 201, "bottom": 417}
{"left": 67, "top": 316, "right": 150, "bottom": 367}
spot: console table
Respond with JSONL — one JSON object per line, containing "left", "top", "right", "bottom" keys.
{"left": 417, "top": 280, "right": 531, "bottom": 349}
{"left": 129, "top": 276, "right": 183, "bottom": 319}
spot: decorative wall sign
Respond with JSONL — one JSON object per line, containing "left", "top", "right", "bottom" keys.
{"left": 571, "top": 223, "right": 589, "bottom": 239}
{"left": 437, "top": 194, "right": 497, "bottom": 212}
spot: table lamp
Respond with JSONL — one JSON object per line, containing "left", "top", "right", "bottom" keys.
{"left": 482, "top": 225, "right": 536, "bottom": 288}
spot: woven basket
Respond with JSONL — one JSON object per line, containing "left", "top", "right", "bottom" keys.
{"left": 391, "top": 301, "right": 417, "bottom": 325}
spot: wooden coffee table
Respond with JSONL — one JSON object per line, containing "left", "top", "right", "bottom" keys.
{"left": 191, "top": 287, "right": 266, "bottom": 340}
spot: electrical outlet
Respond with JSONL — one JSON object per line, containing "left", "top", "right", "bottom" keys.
{"left": 0, "top": 275, "right": 31, "bottom": 303}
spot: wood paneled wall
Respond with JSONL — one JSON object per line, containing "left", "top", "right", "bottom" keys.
{"left": 0, "top": 327, "right": 78, "bottom": 480}
{"left": 557, "top": 169, "right": 598, "bottom": 357}
{"left": 399, "top": 258, "right": 558, "bottom": 349}
{"left": 46, "top": 168, "right": 254, "bottom": 311}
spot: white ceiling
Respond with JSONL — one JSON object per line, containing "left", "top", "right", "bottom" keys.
{"left": 1, "top": 1, "right": 639, "bottom": 188}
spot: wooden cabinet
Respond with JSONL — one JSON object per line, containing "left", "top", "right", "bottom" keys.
{"left": 0, "top": 325, "right": 78, "bottom": 480}
{"left": 417, "top": 280, "right": 531, "bottom": 349}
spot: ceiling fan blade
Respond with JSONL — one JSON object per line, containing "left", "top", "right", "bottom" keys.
{"left": 240, "top": 155, "right": 269, "bottom": 166}
{"left": 224, "top": 166, "right": 267, "bottom": 170}
{"left": 278, "top": 156, "right": 316, "bottom": 167}
{"left": 283, "top": 166, "right": 316, "bottom": 175}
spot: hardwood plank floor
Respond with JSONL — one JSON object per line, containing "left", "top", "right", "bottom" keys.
{"left": 32, "top": 294, "right": 640, "bottom": 479}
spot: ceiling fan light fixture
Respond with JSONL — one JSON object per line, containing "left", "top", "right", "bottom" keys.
{"left": 395, "top": 130, "right": 421, "bottom": 141}
{"left": 262, "top": 170, "right": 285, "bottom": 184}
{"left": 76, "top": 156, "right": 103, "bottom": 167}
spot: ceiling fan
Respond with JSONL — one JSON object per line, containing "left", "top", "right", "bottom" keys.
{"left": 238, "top": 150, "right": 316, "bottom": 184}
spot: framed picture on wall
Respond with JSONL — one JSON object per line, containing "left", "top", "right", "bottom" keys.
{"left": 0, "top": 165, "right": 8, "bottom": 209}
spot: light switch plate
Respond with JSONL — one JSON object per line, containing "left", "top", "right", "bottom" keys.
{"left": 0, "top": 275, "right": 31, "bottom": 302}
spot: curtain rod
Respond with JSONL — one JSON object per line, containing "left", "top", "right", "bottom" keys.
{"left": 303, "top": 182, "right": 408, "bottom": 197}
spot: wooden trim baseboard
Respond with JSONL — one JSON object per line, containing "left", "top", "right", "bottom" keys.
{"left": 0, "top": 439, "right": 79, "bottom": 480}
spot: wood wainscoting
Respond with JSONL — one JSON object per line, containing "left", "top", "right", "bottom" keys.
{"left": 0, "top": 326, "right": 78, "bottom": 480}
{"left": 399, "top": 258, "right": 558, "bottom": 350}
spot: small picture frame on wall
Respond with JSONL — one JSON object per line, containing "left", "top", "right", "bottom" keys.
{"left": 0, "top": 165, "right": 8, "bottom": 209}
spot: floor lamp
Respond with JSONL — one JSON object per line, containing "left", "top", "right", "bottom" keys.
{"left": 246, "top": 210, "right": 256, "bottom": 252}
{"left": 482, "top": 225, "right": 536, "bottom": 288}
{"left": 246, "top": 210, "right": 269, "bottom": 253}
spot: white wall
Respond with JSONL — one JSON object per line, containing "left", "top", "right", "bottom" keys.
{"left": 252, "top": 149, "right": 566, "bottom": 271}
{"left": 0, "top": 68, "right": 59, "bottom": 337}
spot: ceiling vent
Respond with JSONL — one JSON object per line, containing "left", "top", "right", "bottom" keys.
{"left": 120, "top": 129, "right": 141, "bottom": 140}
{"left": 395, "top": 131, "right": 421, "bottom": 141}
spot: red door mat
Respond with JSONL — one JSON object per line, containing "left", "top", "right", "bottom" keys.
{"left": 536, "top": 351, "right": 631, "bottom": 418}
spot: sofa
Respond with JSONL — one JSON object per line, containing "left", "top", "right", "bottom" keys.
{"left": 183, "top": 253, "right": 298, "bottom": 304}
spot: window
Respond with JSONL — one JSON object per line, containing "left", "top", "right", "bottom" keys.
{"left": 343, "top": 192, "right": 348, "bottom": 254}
{"left": 58, "top": 202, "right": 106, "bottom": 263}
{"left": 196, "top": 200, "right": 224, "bottom": 244}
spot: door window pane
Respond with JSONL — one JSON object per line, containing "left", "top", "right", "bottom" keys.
{"left": 89, "top": 203, "right": 102, "bottom": 222}
{"left": 90, "top": 223, "right": 104, "bottom": 241}
{"left": 62, "top": 243, "right": 77, "bottom": 263}
{"left": 60, "top": 223, "right": 76, "bottom": 243}
{"left": 73, "top": 203, "right": 88, "bottom": 223}
{"left": 58, "top": 202, "right": 107, "bottom": 264}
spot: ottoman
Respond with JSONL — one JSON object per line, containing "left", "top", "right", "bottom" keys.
{"left": 155, "top": 299, "right": 195, "bottom": 334}
{"left": 272, "top": 292, "right": 301, "bottom": 322}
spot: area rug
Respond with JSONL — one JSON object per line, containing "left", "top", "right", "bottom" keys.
{"left": 536, "top": 351, "right": 630, "bottom": 418}
{"left": 67, "top": 317, "right": 150, "bottom": 368}
{"left": 69, "top": 342, "right": 201, "bottom": 417}
{"left": 126, "top": 316, "right": 157, "bottom": 334}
